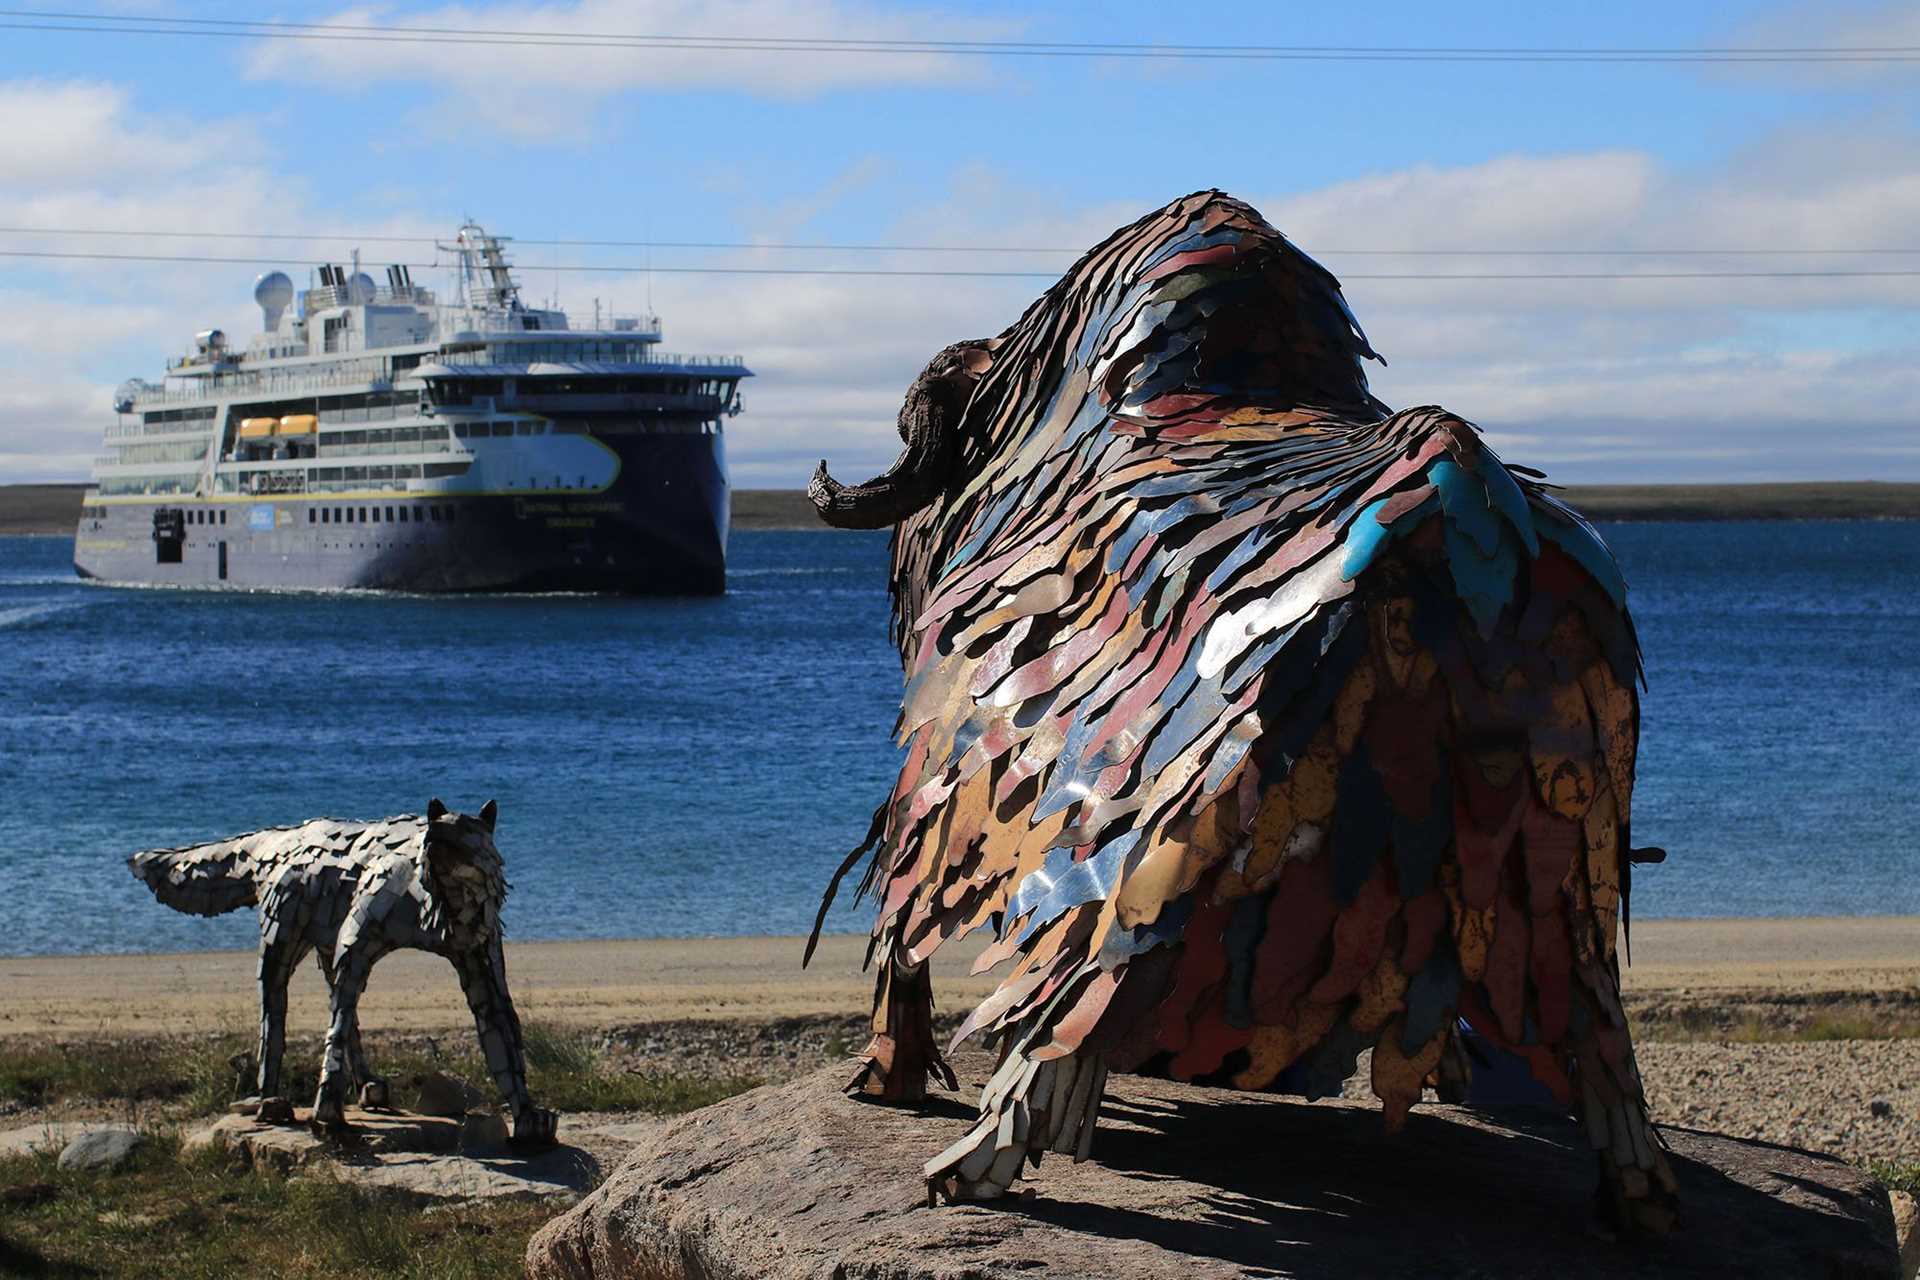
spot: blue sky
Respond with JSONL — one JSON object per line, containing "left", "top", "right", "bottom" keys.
{"left": 3, "top": 1, "right": 1918, "bottom": 485}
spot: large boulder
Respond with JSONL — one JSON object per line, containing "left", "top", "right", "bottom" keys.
{"left": 528, "top": 1055, "right": 1901, "bottom": 1280}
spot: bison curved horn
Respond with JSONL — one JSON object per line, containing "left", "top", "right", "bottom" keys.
{"left": 809, "top": 338, "right": 996, "bottom": 529}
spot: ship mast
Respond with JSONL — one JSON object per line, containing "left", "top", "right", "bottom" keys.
{"left": 440, "top": 222, "right": 521, "bottom": 312}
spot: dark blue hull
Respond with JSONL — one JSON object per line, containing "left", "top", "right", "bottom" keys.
{"left": 74, "top": 431, "right": 727, "bottom": 595}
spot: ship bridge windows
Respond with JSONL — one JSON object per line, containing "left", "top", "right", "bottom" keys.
{"left": 309, "top": 390, "right": 421, "bottom": 426}
{"left": 482, "top": 340, "right": 659, "bottom": 364}
{"left": 314, "top": 423, "right": 452, "bottom": 459}
{"left": 142, "top": 406, "right": 216, "bottom": 427}
{"left": 116, "top": 440, "right": 209, "bottom": 466}
{"left": 99, "top": 473, "right": 196, "bottom": 496}
{"left": 430, "top": 379, "right": 502, "bottom": 407}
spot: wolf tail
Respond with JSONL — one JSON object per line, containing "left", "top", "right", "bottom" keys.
{"left": 128, "top": 836, "right": 264, "bottom": 917}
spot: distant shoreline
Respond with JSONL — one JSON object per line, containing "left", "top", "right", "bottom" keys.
{"left": 6, "top": 481, "right": 1920, "bottom": 535}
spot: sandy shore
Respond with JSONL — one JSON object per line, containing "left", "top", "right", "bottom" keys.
{"left": 1, "top": 916, "right": 1913, "bottom": 1038}
{"left": 3, "top": 918, "right": 1915, "bottom": 1168}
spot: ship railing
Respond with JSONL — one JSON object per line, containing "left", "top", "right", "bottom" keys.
{"left": 304, "top": 283, "right": 434, "bottom": 310}
{"left": 105, "top": 419, "right": 218, "bottom": 438}
{"left": 636, "top": 352, "right": 745, "bottom": 368}
{"left": 431, "top": 347, "right": 744, "bottom": 369}
{"left": 316, "top": 440, "right": 454, "bottom": 459}
{"left": 603, "top": 315, "right": 663, "bottom": 339}
{"left": 128, "top": 359, "right": 397, "bottom": 406}
{"left": 318, "top": 403, "right": 407, "bottom": 425}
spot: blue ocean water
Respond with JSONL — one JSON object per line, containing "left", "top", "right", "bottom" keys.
{"left": 0, "top": 523, "right": 1915, "bottom": 957}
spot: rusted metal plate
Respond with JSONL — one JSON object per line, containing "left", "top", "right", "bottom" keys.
{"left": 805, "top": 190, "right": 1665, "bottom": 1216}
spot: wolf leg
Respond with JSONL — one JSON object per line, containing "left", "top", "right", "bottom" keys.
{"left": 318, "top": 946, "right": 388, "bottom": 1107}
{"left": 313, "top": 948, "right": 379, "bottom": 1129}
{"left": 924, "top": 1046, "right": 1106, "bottom": 1203}
{"left": 253, "top": 934, "right": 306, "bottom": 1121}
{"left": 453, "top": 937, "right": 555, "bottom": 1148}
{"left": 847, "top": 954, "right": 957, "bottom": 1102}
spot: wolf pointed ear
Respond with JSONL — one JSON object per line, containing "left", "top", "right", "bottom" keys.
{"left": 479, "top": 799, "right": 498, "bottom": 831}
{"left": 428, "top": 798, "right": 448, "bottom": 822}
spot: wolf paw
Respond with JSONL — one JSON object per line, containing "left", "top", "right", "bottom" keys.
{"left": 311, "top": 1094, "right": 350, "bottom": 1132}
{"left": 509, "top": 1106, "right": 559, "bottom": 1150}
{"left": 253, "top": 1096, "right": 295, "bottom": 1125}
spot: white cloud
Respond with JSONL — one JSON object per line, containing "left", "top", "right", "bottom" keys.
{"left": 0, "top": 81, "right": 232, "bottom": 187}
{"left": 1726, "top": 1, "right": 1920, "bottom": 89}
{"left": 0, "top": 79, "right": 443, "bottom": 484}
{"left": 242, "top": 1, "right": 1019, "bottom": 134}
{"left": 0, "top": 380, "right": 112, "bottom": 482}
{"left": 692, "top": 139, "right": 1920, "bottom": 487}
{"left": 5, "top": 76, "right": 1920, "bottom": 491}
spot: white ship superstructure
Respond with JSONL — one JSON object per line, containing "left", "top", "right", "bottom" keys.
{"left": 76, "top": 224, "right": 747, "bottom": 593}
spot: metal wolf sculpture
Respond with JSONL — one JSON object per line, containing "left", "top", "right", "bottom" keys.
{"left": 807, "top": 191, "right": 1676, "bottom": 1232}
{"left": 129, "top": 798, "right": 557, "bottom": 1145}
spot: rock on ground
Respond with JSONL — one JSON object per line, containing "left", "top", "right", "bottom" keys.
{"left": 529, "top": 1055, "right": 1903, "bottom": 1280}
{"left": 184, "top": 1106, "right": 599, "bottom": 1204}
{"left": 1894, "top": 1190, "right": 1918, "bottom": 1280}
{"left": 56, "top": 1128, "right": 141, "bottom": 1172}
{"left": 0, "top": 1122, "right": 126, "bottom": 1159}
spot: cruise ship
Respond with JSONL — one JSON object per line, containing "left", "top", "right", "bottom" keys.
{"left": 73, "top": 224, "right": 748, "bottom": 594}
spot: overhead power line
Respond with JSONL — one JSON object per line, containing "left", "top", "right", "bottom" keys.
{"left": 3, "top": 9, "right": 1919, "bottom": 61}
{"left": 3, "top": 227, "right": 1920, "bottom": 258}
{"left": 8, "top": 247, "right": 1920, "bottom": 282}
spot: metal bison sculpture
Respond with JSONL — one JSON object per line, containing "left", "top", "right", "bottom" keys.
{"left": 807, "top": 190, "right": 1675, "bottom": 1234}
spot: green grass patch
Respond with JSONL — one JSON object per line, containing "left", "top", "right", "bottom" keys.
{"left": 1867, "top": 1157, "right": 1920, "bottom": 1200}
{"left": 0, "top": 1036, "right": 250, "bottom": 1114}
{"left": 0, "top": 1026, "right": 765, "bottom": 1279}
{"left": 0, "top": 1024, "right": 758, "bottom": 1121}
{"left": 0, "top": 1139, "right": 549, "bottom": 1279}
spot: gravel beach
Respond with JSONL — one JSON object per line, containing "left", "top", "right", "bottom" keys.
{"left": 2, "top": 919, "right": 1914, "bottom": 1169}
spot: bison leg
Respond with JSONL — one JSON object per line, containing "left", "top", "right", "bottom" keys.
{"left": 1571, "top": 1030, "right": 1679, "bottom": 1235}
{"left": 847, "top": 955, "right": 957, "bottom": 1103}
{"left": 924, "top": 1047, "right": 1106, "bottom": 1203}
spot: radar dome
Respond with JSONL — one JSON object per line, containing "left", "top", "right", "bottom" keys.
{"left": 254, "top": 271, "right": 294, "bottom": 331}
{"left": 347, "top": 272, "right": 377, "bottom": 305}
